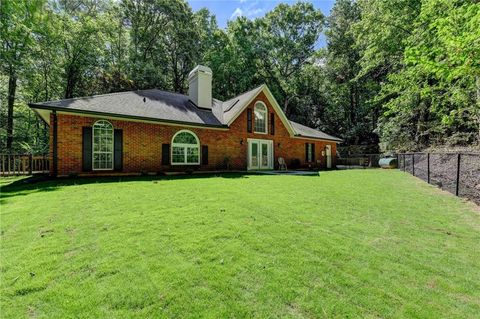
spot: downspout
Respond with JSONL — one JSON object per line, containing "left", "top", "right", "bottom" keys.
{"left": 52, "top": 110, "right": 58, "bottom": 177}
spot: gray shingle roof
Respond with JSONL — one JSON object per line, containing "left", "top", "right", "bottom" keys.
{"left": 30, "top": 86, "right": 342, "bottom": 142}
{"left": 30, "top": 89, "right": 225, "bottom": 127}
{"left": 221, "top": 85, "right": 264, "bottom": 124}
{"left": 290, "top": 120, "right": 343, "bottom": 142}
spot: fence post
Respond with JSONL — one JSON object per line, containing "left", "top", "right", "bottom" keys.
{"left": 28, "top": 153, "right": 33, "bottom": 175}
{"left": 456, "top": 153, "right": 461, "bottom": 196}
{"left": 412, "top": 154, "right": 415, "bottom": 176}
{"left": 427, "top": 153, "right": 430, "bottom": 184}
{"left": 403, "top": 154, "right": 406, "bottom": 172}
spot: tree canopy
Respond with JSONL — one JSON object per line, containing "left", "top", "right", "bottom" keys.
{"left": 1, "top": 0, "right": 478, "bottom": 154}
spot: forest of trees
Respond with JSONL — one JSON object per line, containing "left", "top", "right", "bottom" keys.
{"left": 1, "top": 0, "right": 479, "bottom": 155}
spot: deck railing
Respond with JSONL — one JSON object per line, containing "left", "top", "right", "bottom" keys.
{"left": 0, "top": 154, "right": 50, "bottom": 176}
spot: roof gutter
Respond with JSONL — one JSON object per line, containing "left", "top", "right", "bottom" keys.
{"left": 28, "top": 103, "right": 229, "bottom": 130}
{"left": 293, "top": 134, "right": 343, "bottom": 143}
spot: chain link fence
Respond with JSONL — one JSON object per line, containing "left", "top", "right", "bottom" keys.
{"left": 398, "top": 153, "right": 480, "bottom": 205}
{"left": 336, "top": 154, "right": 381, "bottom": 169}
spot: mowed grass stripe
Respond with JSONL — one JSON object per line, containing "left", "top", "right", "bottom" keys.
{"left": 1, "top": 170, "right": 479, "bottom": 318}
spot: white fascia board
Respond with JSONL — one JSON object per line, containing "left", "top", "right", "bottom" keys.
{"left": 226, "top": 84, "right": 296, "bottom": 137}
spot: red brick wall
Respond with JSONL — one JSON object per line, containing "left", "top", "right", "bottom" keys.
{"left": 50, "top": 91, "right": 337, "bottom": 176}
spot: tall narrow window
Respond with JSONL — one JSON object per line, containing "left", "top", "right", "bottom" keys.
{"left": 306, "top": 143, "right": 315, "bottom": 163}
{"left": 254, "top": 101, "right": 267, "bottom": 133}
{"left": 171, "top": 130, "right": 200, "bottom": 165}
{"left": 92, "top": 120, "right": 114, "bottom": 170}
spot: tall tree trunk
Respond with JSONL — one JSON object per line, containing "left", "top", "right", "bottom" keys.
{"left": 65, "top": 68, "right": 76, "bottom": 99}
{"left": 349, "top": 84, "right": 355, "bottom": 127}
{"left": 283, "top": 99, "right": 289, "bottom": 116}
{"left": 6, "top": 68, "right": 17, "bottom": 153}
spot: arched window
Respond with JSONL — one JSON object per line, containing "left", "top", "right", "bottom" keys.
{"left": 254, "top": 101, "right": 267, "bottom": 133}
{"left": 93, "top": 120, "right": 114, "bottom": 170}
{"left": 171, "top": 130, "right": 200, "bottom": 165}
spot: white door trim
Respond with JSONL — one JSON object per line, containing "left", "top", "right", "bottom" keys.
{"left": 247, "top": 138, "right": 274, "bottom": 170}
{"left": 326, "top": 144, "right": 332, "bottom": 168}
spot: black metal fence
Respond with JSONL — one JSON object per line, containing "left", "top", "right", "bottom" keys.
{"left": 398, "top": 153, "right": 480, "bottom": 205}
{"left": 336, "top": 154, "right": 381, "bottom": 168}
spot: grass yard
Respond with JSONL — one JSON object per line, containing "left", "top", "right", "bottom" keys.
{"left": 1, "top": 170, "right": 479, "bottom": 318}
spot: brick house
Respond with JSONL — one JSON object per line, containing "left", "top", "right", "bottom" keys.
{"left": 29, "top": 66, "right": 341, "bottom": 177}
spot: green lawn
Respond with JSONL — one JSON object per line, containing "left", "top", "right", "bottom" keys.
{"left": 1, "top": 170, "right": 479, "bottom": 318}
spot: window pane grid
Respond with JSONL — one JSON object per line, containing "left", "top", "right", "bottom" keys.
{"left": 186, "top": 147, "right": 199, "bottom": 163}
{"left": 93, "top": 120, "right": 114, "bottom": 170}
{"left": 254, "top": 102, "right": 267, "bottom": 133}
{"left": 171, "top": 130, "right": 200, "bottom": 165}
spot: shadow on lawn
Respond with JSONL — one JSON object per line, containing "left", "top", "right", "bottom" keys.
{"left": 0, "top": 171, "right": 321, "bottom": 202}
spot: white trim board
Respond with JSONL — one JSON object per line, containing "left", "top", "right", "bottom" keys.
{"left": 226, "top": 84, "right": 296, "bottom": 137}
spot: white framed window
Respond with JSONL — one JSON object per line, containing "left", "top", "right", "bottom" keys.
{"left": 171, "top": 130, "right": 200, "bottom": 165}
{"left": 254, "top": 101, "right": 267, "bottom": 134}
{"left": 93, "top": 120, "right": 114, "bottom": 170}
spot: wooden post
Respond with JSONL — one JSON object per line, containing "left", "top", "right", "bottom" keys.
{"left": 456, "top": 153, "right": 461, "bottom": 196}
{"left": 427, "top": 153, "right": 430, "bottom": 184}
{"left": 28, "top": 154, "right": 33, "bottom": 175}
{"left": 403, "top": 154, "right": 406, "bottom": 172}
{"left": 52, "top": 111, "right": 58, "bottom": 177}
{"left": 412, "top": 154, "right": 415, "bottom": 176}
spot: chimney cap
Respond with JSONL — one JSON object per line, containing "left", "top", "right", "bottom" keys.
{"left": 188, "top": 65, "right": 212, "bottom": 80}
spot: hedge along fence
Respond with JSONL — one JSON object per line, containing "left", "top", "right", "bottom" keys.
{"left": 398, "top": 152, "right": 480, "bottom": 205}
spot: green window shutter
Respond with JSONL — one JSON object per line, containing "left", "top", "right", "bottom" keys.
{"left": 162, "top": 144, "right": 170, "bottom": 165}
{"left": 114, "top": 129, "right": 123, "bottom": 171}
{"left": 201, "top": 145, "right": 208, "bottom": 165}
{"left": 311, "top": 143, "right": 315, "bottom": 162}
{"left": 270, "top": 113, "right": 275, "bottom": 135}
{"left": 305, "top": 143, "right": 309, "bottom": 162}
{"left": 247, "top": 109, "right": 252, "bottom": 133}
{"left": 82, "top": 127, "right": 92, "bottom": 171}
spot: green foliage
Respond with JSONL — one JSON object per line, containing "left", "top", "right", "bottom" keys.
{"left": 1, "top": 0, "right": 478, "bottom": 153}
{"left": 1, "top": 0, "right": 48, "bottom": 153}
{"left": 324, "top": 0, "right": 380, "bottom": 145}
{"left": 258, "top": 2, "right": 324, "bottom": 114}
{"left": 375, "top": 0, "right": 480, "bottom": 151}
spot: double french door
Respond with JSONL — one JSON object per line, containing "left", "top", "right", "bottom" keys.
{"left": 247, "top": 139, "right": 273, "bottom": 170}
